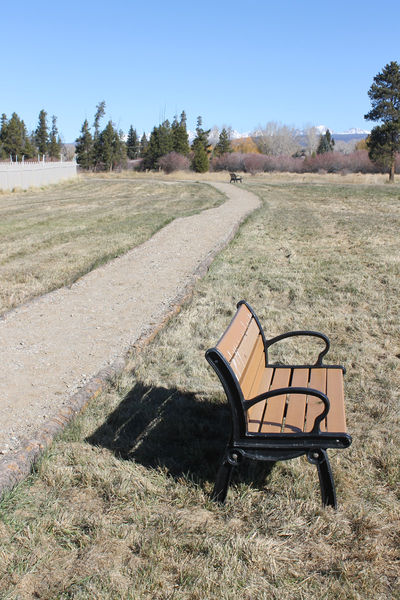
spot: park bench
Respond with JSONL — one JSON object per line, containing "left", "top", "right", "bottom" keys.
{"left": 229, "top": 172, "right": 243, "bottom": 183}
{"left": 205, "top": 301, "right": 352, "bottom": 508}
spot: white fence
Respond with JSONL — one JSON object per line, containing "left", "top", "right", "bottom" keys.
{"left": 0, "top": 161, "right": 77, "bottom": 191}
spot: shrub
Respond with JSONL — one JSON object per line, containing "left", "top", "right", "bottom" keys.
{"left": 210, "top": 152, "right": 245, "bottom": 172}
{"left": 303, "top": 151, "right": 378, "bottom": 174}
{"left": 158, "top": 152, "right": 190, "bottom": 174}
{"left": 243, "top": 153, "right": 267, "bottom": 174}
{"left": 207, "top": 149, "right": 393, "bottom": 176}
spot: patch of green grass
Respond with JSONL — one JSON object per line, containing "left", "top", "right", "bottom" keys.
{"left": 0, "top": 180, "right": 399, "bottom": 599}
{"left": 0, "top": 178, "right": 224, "bottom": 314}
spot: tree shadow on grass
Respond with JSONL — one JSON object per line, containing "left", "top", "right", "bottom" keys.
{"left": 86, "top": 382, "right": 274, "bottom": 490}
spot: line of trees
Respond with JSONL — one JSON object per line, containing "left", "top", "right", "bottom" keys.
{"left": 0, "top": 110, "right": 62, "bottom": 161}
{"left": 7, "top": 62, "right": 399, "bottom": 178}
{"left": 75, "top": 107, "right": 235, "bottom": 173}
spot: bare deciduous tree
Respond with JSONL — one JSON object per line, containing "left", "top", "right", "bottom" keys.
{"left": 252, "top": 122, "right": 300, "bottom": 156}
{"left": 303, "top": 125, "right": 319, "bottom": 155}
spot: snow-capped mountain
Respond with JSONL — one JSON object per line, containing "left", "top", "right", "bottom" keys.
{"left": 337, "top": 127, "right": 370, "bottom": 135}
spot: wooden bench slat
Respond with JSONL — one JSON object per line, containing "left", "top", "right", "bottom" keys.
{"left": 304, "top": 369, "right": 327, "bottom": 432}
{"left": 230, "top": 318, "right": 260, "bottom": 380}
{"left": 217, "top": 304, "right": 252, "bottom": 361}
{"left": 283, "top": 368, "right": 309, "bottom": 433}
{"left": 240, "top": 336, "right": 264, "bottom": 398}
{"left": 260, "top": 368, "right": 291, "bottom": 433}
{"left": 326, "top": 369, "right": 346, "bottom": 432}
{"left": 247, "top": 366, "right": 274, "bottom": 433}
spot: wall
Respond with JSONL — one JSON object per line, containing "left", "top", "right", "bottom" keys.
{"left": 0, "top": 162, "right": 77, "bottom": 191}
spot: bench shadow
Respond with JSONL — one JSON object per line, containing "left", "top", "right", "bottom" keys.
{"left": 86, "top": 382, "right": 274, "bottom": 489}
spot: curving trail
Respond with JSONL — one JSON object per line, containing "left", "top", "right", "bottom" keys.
{"left": 0, "top": 181, "right": 260, "bottom": 493}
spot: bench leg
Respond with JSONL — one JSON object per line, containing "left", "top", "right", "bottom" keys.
{"left": 308, "top": 449, "right": 337, "bottom": 508}
{"left": 211, "top": 450, "right": 239, "bottom": 503}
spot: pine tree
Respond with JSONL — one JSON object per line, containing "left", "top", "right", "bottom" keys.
{"left": 139, "top": 133, "right": 148, "bottom": 158}
{"left": 4, "top": 113, "right": 24, "bottom": 158}
{"left": 35, "top": 109, "right": 49, "bottom": 156}
{"left": 93, "top": 101, "right": 106, "bottom": 169}
{"left": 367, "top": 124, "right": 400, "bottom": 178}
{"left": 213, "top": 127, "right": 232, "bottom": 157}
{"left": 4, "top": 113, "right": 31, "bottom": 159}
{"left": 191, "top": 116, "right": 211, "bottom": 172}
{"left": 114, "top": 128, "right": 127, "bottom": 169}
{"left": 96, "top": 121, "right": 126, "bottom": 172}
{"left": 93, "top": 101, "right": 106, "bottom": 140}
{"left": 126, "top": 125, "right": 139, "bottom": 159}
{"left": 143, "top": 120, "right": 173, "bottom": 169}
{"left": 0, "top": 114, "right": 8, "bottom": 158}
{"left": 316, "top": 129, "right": 335, "bottom": 154}
{"left": 98, "top": 120, "right": 114, "bottom": 171}
{"left": 171, "top": 111, "right": 190, "bottom": 155}
{"left": 21, "top": 121, "right": 36, "bottom": 159}
{"left": 48, "top": 115, "right": 61, "bottom": 160}
{"left": 0, "top": 113, "right": 7, "bottom": 137}
{"left": 365, "top": 61, "right": 400, "bottom": 181}
{"left": 75, "top": 119, "right": 94, "bottom": 170}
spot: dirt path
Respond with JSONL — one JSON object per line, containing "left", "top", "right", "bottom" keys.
{"left": 0, "top": 182, "right": 260, "bottom": 493}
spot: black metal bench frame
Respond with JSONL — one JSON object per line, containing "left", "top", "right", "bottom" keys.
{"left": 229, "top": 172, "right": 243, "bottom": 183}
{"left": 205, "top": 300, "right": 352, "bottom": 508}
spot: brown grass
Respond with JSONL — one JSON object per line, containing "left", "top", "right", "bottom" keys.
{"left": 0, "top": 177, "right": 224, "bottom": 315}
{"left": 0, "top": 179, "right": 399, "bottom": 599}
{"left": 97, "top": 168, "right": 393, "bottom": 186}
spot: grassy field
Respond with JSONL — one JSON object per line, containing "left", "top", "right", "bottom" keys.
{"left": 0, "top": 179, "right": 399, "bottom": 599}
{"left": 0, "top": 177, "right": 224, "bottom": 315}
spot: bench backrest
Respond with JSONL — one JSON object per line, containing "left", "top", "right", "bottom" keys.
{"left": 216, "top": 302, "right": 266, "bottom": 391}
{"left": 206, "top": 301, "right": 266, "bottom": 437}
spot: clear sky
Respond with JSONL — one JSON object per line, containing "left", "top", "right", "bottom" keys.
{"left": 1, "top": 0, "right": 399, "bottom": 141}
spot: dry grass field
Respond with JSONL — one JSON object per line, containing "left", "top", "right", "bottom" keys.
{"left": 0, "top": 179, "right": 399, "bottom": 599}
{"left": 0, "top": 177, "right": 224, "bottom": 315}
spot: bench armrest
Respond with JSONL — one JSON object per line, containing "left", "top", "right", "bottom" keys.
{"left": 265, "top": 331, "right": 330, "bottom": 366}
{"left": 243, "top": 386, "right": 330, "bottom": 434}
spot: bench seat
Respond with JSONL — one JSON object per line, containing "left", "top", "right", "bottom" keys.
{"left": 206, "top": 300, "right": 352, "bottom": 508}
{"left": 245, "top": 366, "right": 346, "bottom": 435}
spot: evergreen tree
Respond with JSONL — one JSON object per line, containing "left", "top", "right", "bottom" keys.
{"left": 75, "top": 119, "right": 94, "bottom": 170}
{"left": 213, "top": 127, "right": 232, "bottom": 157}
{"left": 126, "top": 125, "right": 139, "bottom": 159}
{"left": 0, "top": 114, "right": 8, "bottom": 158}
{"left": 365, "top": 61, "right": 400, "bottom": 181}
{"left": 171, "top": 111, "right": 190, "bottom": 155}
{"left": 93, "top": 101, "right": 106, "bottom": 140}
{"left": 93, "top": 101, "right": 106, "bottom": 169}
{"left": 21, "top": 122, "right": 36, "bottom": 159}
{"left": 316, "top": 129, "right": 335, "bottom": 154}
{"left": 0, "top": 113, "right": 7, "bottom": 137}
{"left": 191, "top": 116, "right": 211, "bottom": 172}
{"left": 97, "top": 121, "right": 126, "bottom": 171}
{"left": 35, "top": 109, "right": 49, "bottom": 156}
{"left": 143, "top": 120, "right": 173, "bottom": 169}
{"left": 48, "top": 115, "right": 61, "bottom": 160}
{"left": 367, "top": 123, "right": 400, "bottom": 178}
{"left": 3, "top": 113, "right": 35, "bottom": 160}
{"left": 115, "top": 128, "right": 127, "bottom": 168}
{"left": 139, "top": 133, "right": 148, "bottom": 158}
{"left": 98, "top": 120, "right": 114, "bottom": 171}
{"left": 4, "top": 113, "right": 24, "bottom": 158}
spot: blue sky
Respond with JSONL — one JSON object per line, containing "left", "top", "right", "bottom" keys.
{"left": 1, "top": 0, "right": 399, "bottom": 141}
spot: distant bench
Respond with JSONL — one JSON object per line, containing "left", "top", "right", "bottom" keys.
{"left": 229, "top": 172, "right": 242, "bottom": 183}
{"left": 205, "top": 301, "right": 352, "bottom": 508}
